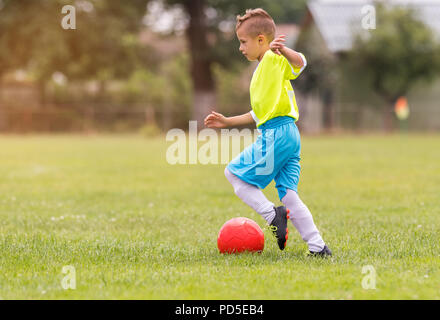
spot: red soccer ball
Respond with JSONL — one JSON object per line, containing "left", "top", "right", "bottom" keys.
{"left": 217, "top": 217, "right": 265, "bottom": 254}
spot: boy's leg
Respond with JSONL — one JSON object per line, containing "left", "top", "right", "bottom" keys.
{"left": 273, "top": 122, "right": 327, "bottom": 253}
{"left": 224, "top": 167, "right": 275, "bottom": 224}
{"left": 225, "top": 125, "right": 291, "bottom": 250}
{"left": 281, "top": 189, "right": 325, "bottom": 252}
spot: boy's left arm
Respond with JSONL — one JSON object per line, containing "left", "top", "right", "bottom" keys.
{"left": 270, "top": 34, "right": 305, "bottom": 68}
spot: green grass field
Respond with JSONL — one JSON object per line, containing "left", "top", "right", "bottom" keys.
{"left": 0, "top": 133, "right": 439, "bottom": 299}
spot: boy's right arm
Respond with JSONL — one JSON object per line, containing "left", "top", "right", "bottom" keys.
{"left": 204, "top": 111, "right": 254, "bottom": 128}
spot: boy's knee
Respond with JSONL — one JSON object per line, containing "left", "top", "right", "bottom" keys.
{"left": 224, "top": 167, "right": 237, "bottom": 187}
{"left": 224, "top": 168, "right": 245, "bottom": 195}
{"left": 233, "top": 184, "right": 243, "bottom": 197}
{"left": 280, "top": 188, "right": 298, "bottom": 202}
{"left": 224, "top": 167, "right": 232, "bottom": 181}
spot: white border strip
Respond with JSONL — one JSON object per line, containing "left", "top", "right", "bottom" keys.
{"left": 250, "top": 110, "right": 259, "bottom": 125}
{"left": 291, "top": 52, "right": 307, "bottom": 76}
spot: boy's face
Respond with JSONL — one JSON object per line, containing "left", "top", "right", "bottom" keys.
{"left": 236, "top": 25, "right": 267, "bottom": 62}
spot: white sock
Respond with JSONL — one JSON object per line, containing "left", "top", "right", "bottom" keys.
{"left": 281, "top": 189, "right": 325, "bottom": 252}
{"left": 224, "top": 167, "right": 276, "bottom": 224}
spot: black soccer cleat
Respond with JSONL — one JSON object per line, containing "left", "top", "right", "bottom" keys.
{"left": 270, "top": 206, "right": 290, "bottom": 250}
{"left": 308, "top": 245, "right": 332, "bottom": 258}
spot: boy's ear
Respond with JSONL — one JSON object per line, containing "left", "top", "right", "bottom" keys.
{"left": 257, "top": 34, "right": 265, "bottom": 44}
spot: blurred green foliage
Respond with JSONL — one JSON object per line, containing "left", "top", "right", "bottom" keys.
{"left": 0, "top": 0, "right": 154, "bottom": 85}
{"left": 0, "top": 0, "right": 308, "bottom": 132}
{"left": 213, "top": 63, "right": 250, "bottom": 117}
{"left": 294, "top": 3, "right": 440, "bottom": 131}
{"left": 117, "top": 53, "right": 193, "bottom": 128}
{"left": 349, "top": 5, "right": 440, "bottom": 107}
{"left": 164, "top": 0, "right": 307, "bottom": 70}
{"left": 2, "top": 0, "right": 439, "bottom": 133}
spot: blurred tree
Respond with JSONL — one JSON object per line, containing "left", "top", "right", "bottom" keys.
{"left": 162, "top": 0, "right": 307, "bottom": 128}
{"left": 0, "top": 0, "right": 34, "bottom": 77}
{"left": 0, "top": 0, "right": 153, "bottom": 106}
{"left": 61, "top": 1, "right": 154, "bottom": 90}
{"left": 349, "top": 5, "right": 440, "bottom": 131}
{"left": 0, "top": 0, "right": 307, "bottom": 130}
{"left": 118, "top": 53, "right": 192, "bottom": 130}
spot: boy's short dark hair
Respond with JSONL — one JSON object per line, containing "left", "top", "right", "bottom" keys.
{"left": 236, "top": 8, "right": 276, "bottom": 42}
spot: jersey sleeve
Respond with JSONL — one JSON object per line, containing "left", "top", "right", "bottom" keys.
{"left": 283, "top": 52, "right": 307, "bottom": 80}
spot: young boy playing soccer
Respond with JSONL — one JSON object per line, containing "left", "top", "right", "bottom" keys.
{"left": 204, "top": 8, "right": 332, "bottom": 256}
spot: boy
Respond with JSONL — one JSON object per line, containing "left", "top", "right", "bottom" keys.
{"left": 204, "top": 8, "right": 332, "bottom": 256}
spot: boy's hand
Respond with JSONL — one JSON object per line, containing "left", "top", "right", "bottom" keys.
{"left": 270, "top": 34, "right": 286, "bottom": 55}
{"left": 204, "top": 111, "right": 229, "bottom": 128}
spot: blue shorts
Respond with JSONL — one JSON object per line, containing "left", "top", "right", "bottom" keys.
{"left": 226, "top": 116, "right": 301, "bottom": 201}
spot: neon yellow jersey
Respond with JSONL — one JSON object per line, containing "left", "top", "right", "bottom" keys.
{"left": 249, "top": 50, "right": 307, "bottom": 127}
